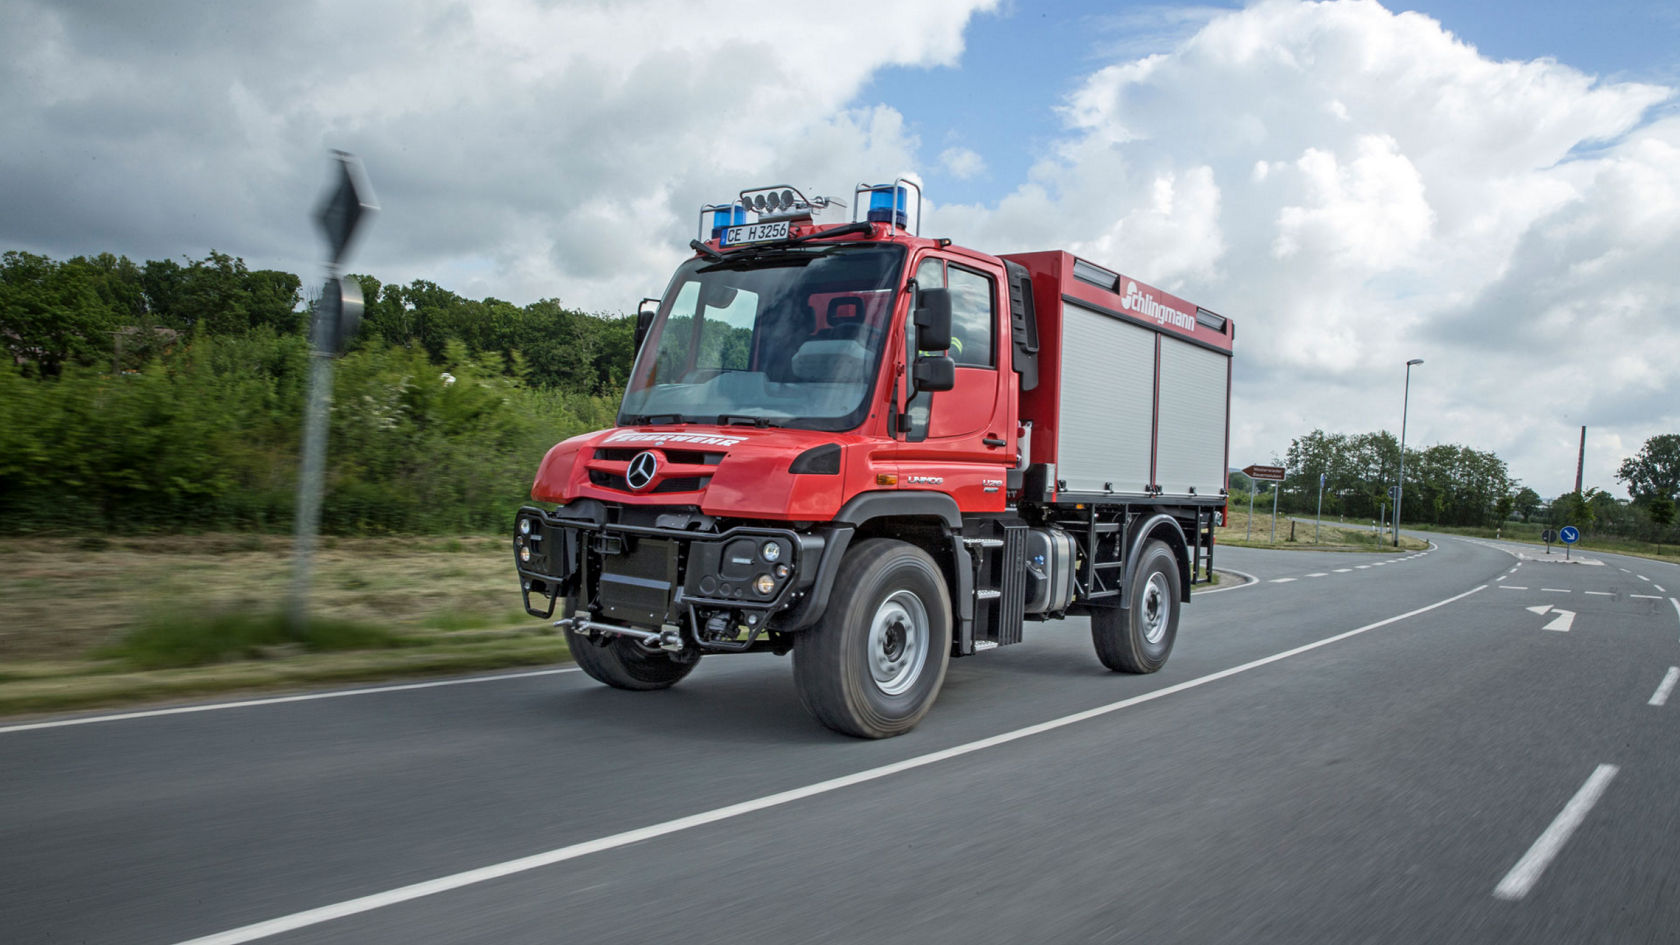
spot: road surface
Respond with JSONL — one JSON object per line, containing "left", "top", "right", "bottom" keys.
{"left": 3, "top": 536, "right": 1678, "bottom": 944}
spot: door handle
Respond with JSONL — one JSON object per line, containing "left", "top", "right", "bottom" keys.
{"left": 982, "top": 435, "right": 1006, "bottom": 447}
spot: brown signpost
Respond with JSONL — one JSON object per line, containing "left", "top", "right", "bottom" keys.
{"left": 1240, "top": 464, "right": 1286, "bottom": 541}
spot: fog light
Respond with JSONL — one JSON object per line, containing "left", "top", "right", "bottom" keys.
{"left": 519, "top": 545, "right": 531, "bottom": 563}
{"left": 754, "top": 574, "right": 775, "bottom": 595}
{"left": 761, "top": 541, "right": 781, "bottom": 563}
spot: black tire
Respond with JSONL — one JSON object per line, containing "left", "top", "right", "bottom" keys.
{"left": 1091, "top": 540, "right": 1181, "bottom": 674}
{"left": 563, "top": 626, "right": 698, "bottom": 691}
{"left": 791, "top": 538, "right": 952, "bottom": 738}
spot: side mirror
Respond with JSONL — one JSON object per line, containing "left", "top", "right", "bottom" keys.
{"left": 634, "top": 298, "right": 657, "bottom": 352}
{"left": 913, "top": 354, "right": 955, "bottom": 392}
{"left": 914, "top": 288, "right": 952, "bottom": 351}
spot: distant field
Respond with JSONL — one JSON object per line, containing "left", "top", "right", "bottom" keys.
{"left": 1216, "top": 506, "right": 1427, "bottom": 552}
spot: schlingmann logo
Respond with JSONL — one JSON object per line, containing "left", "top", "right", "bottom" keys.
{"left": 626, "top": 451, "right": 659, "bottom": 491}
{"left": 1121, "top": 280, "right": 1195, "bottom": 332}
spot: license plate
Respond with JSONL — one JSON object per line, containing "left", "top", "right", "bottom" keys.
{"left": 723, "top": 220, "right": 789, "bottom": 245}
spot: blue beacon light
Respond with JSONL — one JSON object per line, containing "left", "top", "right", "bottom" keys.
{"left": 709, "top": 203, "right": 746, "bottom": 242}
{"left": 866, "top": 185, "right": 907, "bottom": 228}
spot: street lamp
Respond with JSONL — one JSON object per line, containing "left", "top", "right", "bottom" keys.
{"left": 1394, "top": 358, "right": 1424, "bottom": 547}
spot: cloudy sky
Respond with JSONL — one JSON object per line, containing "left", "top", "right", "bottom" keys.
{"left": 4, "top": 0, "right": 1678, "bottom": 499}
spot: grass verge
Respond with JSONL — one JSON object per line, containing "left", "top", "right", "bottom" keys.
{"left": 1216, "top": 508, "right": 1427, "bottom": 552}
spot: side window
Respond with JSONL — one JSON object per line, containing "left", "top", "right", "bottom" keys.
{"left": 651, "top": 280, "right": 701, "bottom": 382}
{"left": 914, "top": 257, "right": 944, "bottom": 292}
{"left": 946, "top": 265, "right": 995, "bottom": 367}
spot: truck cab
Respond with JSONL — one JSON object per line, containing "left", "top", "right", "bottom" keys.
{"left": 514, "top": 181, "right": 1233, "bottom": 738}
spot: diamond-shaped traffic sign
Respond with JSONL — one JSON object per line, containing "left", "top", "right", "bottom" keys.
{"left": 316, "top": 151, "right": 377, "bottom": 265}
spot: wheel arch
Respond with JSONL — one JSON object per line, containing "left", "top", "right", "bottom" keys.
{"left": 1124, "top": 513, "right": 1191, "bottom": 605}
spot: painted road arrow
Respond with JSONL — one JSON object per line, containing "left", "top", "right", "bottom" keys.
{"left": 1526, "top": 604, "right": 1576, "bottom": 632}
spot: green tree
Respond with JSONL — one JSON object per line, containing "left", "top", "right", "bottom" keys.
{"left": 1617, "top": 434, "right": 1680, "bottom": 501}
{"left": 1513, "top": 486, "right": 1541, "bottom": 522}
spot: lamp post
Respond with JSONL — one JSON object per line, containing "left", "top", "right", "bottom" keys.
{"left": 1394, "top": 358, "right": 1423, "bottom": 547}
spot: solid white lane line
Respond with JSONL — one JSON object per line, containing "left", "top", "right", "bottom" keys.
{"left": 1650, "top": 668, "right": 1679, "bottom": 707}
{"left": 1493, "top": 764, "right": 1619, "bottom": 901}
{"left": 169, "top": 584, "right": 1492, "bottom": 945}
{"left": 0, "top": 668, "right": 582, "bottom": 736}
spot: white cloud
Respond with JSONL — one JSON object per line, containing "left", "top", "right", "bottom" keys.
{"left": 0, "top": 0, "right": 994, "bottom": 311}
{"left": 940, "top": 146, "right": 987, "bottom": 180}
{"left": 930, "top": 0, "right": 1675, "bottom": 497}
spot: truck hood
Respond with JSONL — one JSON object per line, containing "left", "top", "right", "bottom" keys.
{"left": 531, "top": 424, "right": 865, "bottom": 521}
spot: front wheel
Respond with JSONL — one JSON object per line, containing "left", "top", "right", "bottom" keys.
{"left": 1091, "top": 540, "right": 1181, "bottom": 673}
{"left": 792, "top": 539, "right": 952, "bottom": 738}
{"left": 563, "top": 625, "right": 698, "bottom": 691}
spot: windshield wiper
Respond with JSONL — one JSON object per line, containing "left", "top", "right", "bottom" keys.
{"left": 717, "top": 414, "right": 784, "bottom": 428}
{"left": 624, "top": 413, "right": 686, "bottom": 425}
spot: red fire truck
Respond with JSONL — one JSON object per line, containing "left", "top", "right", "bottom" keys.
{"left": 514, "top": 180, "right": 1234, "bottom": 737}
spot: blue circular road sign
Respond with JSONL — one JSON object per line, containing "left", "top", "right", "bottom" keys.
{"left": 1559, "top": 525, "right": 1580, "bottom": 544}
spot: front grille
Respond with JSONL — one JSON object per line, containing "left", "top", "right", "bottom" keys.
{"left": 588, "top": 470, "right": 711, "bottom": 494}
{"left": 594, "top": 447, "right": 723, "bottom": 466}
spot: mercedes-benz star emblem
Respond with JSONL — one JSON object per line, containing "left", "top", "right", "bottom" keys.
{"left": 625, "top": 450, "right": 659, "bottom": 491}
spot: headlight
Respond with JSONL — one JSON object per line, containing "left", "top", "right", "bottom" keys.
{"left": 519, "top": 518, "right": 532, "bottom": 535}
{"left": 519, "top": 545, "right": 531, "bottom": 563}
{"left": 761, "top": 541, "right": 782, "bottom": 563}
{"left": 754, "top": 574, "right": 775, "bottom": 596}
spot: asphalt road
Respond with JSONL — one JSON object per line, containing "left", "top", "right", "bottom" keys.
{"left": 4, "top": 536, "right": 1680, "bottom": 944}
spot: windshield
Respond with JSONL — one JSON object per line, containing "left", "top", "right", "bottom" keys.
{"left": 619, "top": 244, "right": 904, "bottom": 432}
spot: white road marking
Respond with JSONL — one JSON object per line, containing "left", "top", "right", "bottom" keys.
{"left": 1196, "top": 568, "right": 1260, "bottom": 595}
{"left": 1333, "top": 568, "right": 1352, "bottom": 573}
{"left": 1639, "top": 575, "right": 1651, "bottom": 582}
{"left": 1543, "top": 610, "right": 1575, "bottom": 632}
{"left": 0, "top": 668, "right": 581, "bottom": 736}
{"left": 1656, "top": 585, "right": 1667, "bottom": 594}
{"left": 1672, "top": 598, "right": 1680, "bottom": 628}
{"left": 1271, "top": 578, "right": 1298, "bottom": 584}
{"left": 1306, "top": 572, "right": 1328, "bottom": 578}
{"left": 1542, "top": 588, "right": 1570, "bottom": 593}
{"left": 1501, "top": 586, "right": 1529, "bottom": 591}
{"left": 1526, "top": 605, "right": 1552, "bottom": 615}
{"left": 1357, "top": 565, "right": 1371, "bottom": 570}
{"left": 1650, "top": 667, "right": 1680, "bottom": 707}
{"left": 1632, "top": 594, "right": 1662, "bottom": 600}
{"left": 1620, "top": 568, "right": 1631, "bottom": 573}
{"left": 1585, "top": 591, "right": 1612, "bottom": 596}
{"left": 1493, "top": 764, "right": 1619, "bottom": 901}
{"left": 168, "top": 584, "right": 1492, "bottom": 945}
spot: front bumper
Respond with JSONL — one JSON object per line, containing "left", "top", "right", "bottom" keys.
{"left": 513, "top": 503, "right": 838, "bottom": 646}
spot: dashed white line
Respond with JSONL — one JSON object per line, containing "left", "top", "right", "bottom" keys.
{"left": 1650, "top": 667, "right": 1679, "bottom": 707}
{"left": 1306, "top": 572, "right": 1328, "bottom": 578}
{"left": 1656, "top": 585, "right": 1667, "bottom": 594}
{"left": 1500, "top": 586, "right": 1529, "bottom": 591}
{"left": 1639, "top": 575, "right": 1651, "bottom": 582}
{"left": 1493, "top": 764, "right": 1619, "bottom": 901}
{"left": 1271, "top": 578, "right": 1298, "bottom": 584}
{"left": 1357, "top": 565, "right": 1371, "bottom": 570}
{"left": 1584, "top": 591, "right": 1612, "bottom": 597}
{"left": 1333, "top": 568, "right": 1352, "bottom": 573}
{"left": 1542, "top": 588, "right": 1571, "bottom": 593}
{"left": 1632, "top": 594, "right": 1662, "bottom": 600}
{"left": 166, "top": 583, "right": 1492, "bottom": 945}
{"left": 1620, "top": 568, "right": 1631, "bottom": 574}
{"left": 0, "top": 668, "right": 582, "bottom": 736}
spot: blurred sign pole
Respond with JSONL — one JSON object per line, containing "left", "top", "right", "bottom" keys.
{"left": 288, "top": 151, "right": 376, "bottom": 637}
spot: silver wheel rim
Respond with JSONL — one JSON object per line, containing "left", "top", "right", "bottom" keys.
{"left": 1141, "top": 571, "right": 1169, "bottom": 645}
{"left": 868, "top": 590, "right": 929, "bottom": 696}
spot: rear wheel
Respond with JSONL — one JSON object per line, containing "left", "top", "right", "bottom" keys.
{"left": 1091, "top": 540, "right": 1180, "bottom": 673}
{"left": 563, "top": 625, "right": 698, "bottom": 691}
{"left": 792, "top": 539, "right": 952, "bottom": 738}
